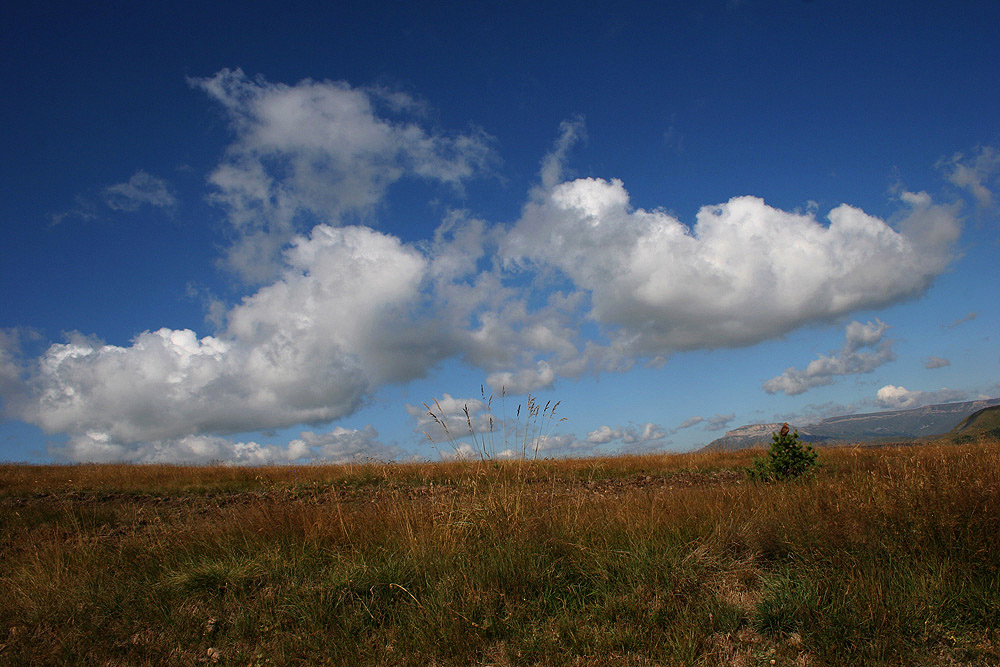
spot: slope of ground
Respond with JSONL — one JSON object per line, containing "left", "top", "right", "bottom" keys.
{"left": 948, "top": 405, "right": 1000, "bottom": 443}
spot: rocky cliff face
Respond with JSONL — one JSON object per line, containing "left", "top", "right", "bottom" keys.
{"left": 704, "top": 423, "right": 828, "bottom": 451}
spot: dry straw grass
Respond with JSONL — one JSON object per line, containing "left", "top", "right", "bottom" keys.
{"left": 0, "top": 436, "right": 998, "bottom": 666}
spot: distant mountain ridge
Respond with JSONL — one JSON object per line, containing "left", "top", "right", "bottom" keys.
{"left": 703, "top": 397, "right": 1000, "bottom": 451}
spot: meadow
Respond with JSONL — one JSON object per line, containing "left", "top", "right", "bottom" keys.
{"left": 1, "top": 437, "right": 998, "bottom": 666}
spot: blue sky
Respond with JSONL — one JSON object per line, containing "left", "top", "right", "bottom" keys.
{"left": 2, "top": 1, "right": 998, "bottom": 463}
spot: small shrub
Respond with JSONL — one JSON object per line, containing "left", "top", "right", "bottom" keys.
{"left": 747, "top": 424, "right": 817, "bottom": 482}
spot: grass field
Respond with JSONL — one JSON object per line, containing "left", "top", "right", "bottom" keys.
{"left": 1, "top": 437, "right": 998, "bottom": 666}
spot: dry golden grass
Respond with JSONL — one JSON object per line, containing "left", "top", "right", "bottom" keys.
{"left": 1, "top": 437, "right": 998, "bottom": 666}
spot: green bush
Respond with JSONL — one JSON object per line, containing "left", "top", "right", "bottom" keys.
{"left": 747, "top": 425, "right": 818, "bottom": 482}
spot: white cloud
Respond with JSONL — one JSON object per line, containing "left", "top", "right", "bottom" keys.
{"left": 437, "top": 441, "right": 481, "bottom": 460}
{"left": 486, "top": 361, "right": 555, "bottom": 394}
{"left": 763, "top": 319, "right": 895, "bottom": 395}
{"left": 875, "top": 385, "right": 967, "bottom": 411}
{"left": 191, "top": 68, "right": 495, "bottom": 282}
{"left": 54, "top": 432, "right": 310, "bottom": 465}
{"left": 405, "top": 393, "right": 489, "bottom": 444}
{"left": 615, "top": 423, "right": 671, "bottom": 454}
{"left": 705, "top": 413, "right": 736, "bottom": 431}
{"left": 924, "top": 356, "right": 950, "bottom": 369}
{"left": 527, "top": 433, "right": 594, "bottom": 457}
{"left": 13, "top": 204, "right": 580, "bottom": 461}
{"left": 225, "top": 224, "right": 439, "bottom": 387}
{"left": 938, "top": 145, "right": 1000, "bottom": 209}
{"left": 621, "top": 422, "right": 668, "bottom": 445}
{"left": 103, "top": 171, "right": 177, "bottom": 212}
{"left": 52, "top": 425, "right": 392, "bottom": 465}
{"left": 0, "top": 329, "right": 30, "bottom": 400}
{"left": 585, "top": 425, "right": 622, "bottom": 444}
{"left": 11, "top": 224, "right": 437, "bottom": 447}
{"left": 407, "top": 392, "right": 579, "bottom": 460}
{"left": 503, "top": 163, "right": 960, "bottom": 361}
{"left": 3, "top": 110, "right": 971, "bottom": 464}
{"left": 540, "top": 116, "right": 586, "bottom": 189}
{"left": 571, "top": 422, "right": 669, "bottom": 453}
{"left": 289, "top": 425, "right": 401, "bottom": 462}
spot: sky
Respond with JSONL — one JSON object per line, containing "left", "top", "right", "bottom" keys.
{"left": 1, "top": 0, "right": 998, "bottom": 464}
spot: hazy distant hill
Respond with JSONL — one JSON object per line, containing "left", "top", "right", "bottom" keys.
{"left": 702, "top": 397, "right": 1000, "bottom": 451}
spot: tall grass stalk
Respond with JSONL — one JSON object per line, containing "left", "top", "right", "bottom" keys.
{"left": 423, "top": 387, "right": 565, "bottom": 463}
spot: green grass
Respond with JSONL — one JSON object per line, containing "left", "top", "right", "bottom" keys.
{"left": 948, "top": 405, "right": 1000, "bottom": 444}
{"left": 1, "top": 439, "right": 998, "bottom": 665}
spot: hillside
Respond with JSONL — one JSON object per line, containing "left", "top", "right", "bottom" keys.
{"left": 703, "top": 397, "right": 1000, "bottom": 451}
{"left": 947, "top": 404, "right": 1000, "bottom": 442}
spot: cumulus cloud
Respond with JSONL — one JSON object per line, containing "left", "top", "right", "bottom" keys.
{"left": 3, "top": 106, "right": 969, "bottom": 463}
{"left": 486, "top": 361, "right": 555, "bottom": 394}
{"left": 554, "top": 422, "right": 670, "bottom": 454}
{"left": 52, "top": 425, "right": 392, "bottom": 465}
{"left": 875, "top": 385, "right": 967, "bottom": 411}
{"left": 525, "top": 433, "right": 595, "bottom": 457}
{"left": 937, "top": 145, "right": 1000, "bottom": 209}
{"left": 103, "top": 171, "right": 177, "bottom": 212}
{"left": 438, "top": 441, "right": 482, "bottom": 460}
{"left": 585, "top": 423, "right": 668, "bottom": 449}
{"left": 191, "top": 68, "right": 495, "bottom": 282}
{"left": 924, "top": 356, "right": 950, "bottom": 369}
{"left": 8, "top": 224, "right": 443, "bottom": 452}
{"left": 408, "top": 392, "right": 579, "bottom": 459}
{"left": 55, "top": 432, "right": 308, "bottom": 464}
{"left": 504, "top": 161, "right": 959, "bottom": 361}
{"left": 289, "top": 425, "right": 401, "bottom": 462}
{"left": 705, "top": 413, "right": 736, "bottom": 431}
{"left": 405, "top": 393, "right": 490, "bottom": 444}
{"left": 617, "top": 425, "right": 671, "bottom": 454}
{"left": 763, "top": 320, "right": 895, "bottom": 395}
{"left": 10, "top": 205, "right": 574, "bottom": 462}
{"left": 585, "top": 425, "right": 622, "bottom": 445}
{"left": 622, "top": 422, "right": 668, "bottom": 445}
